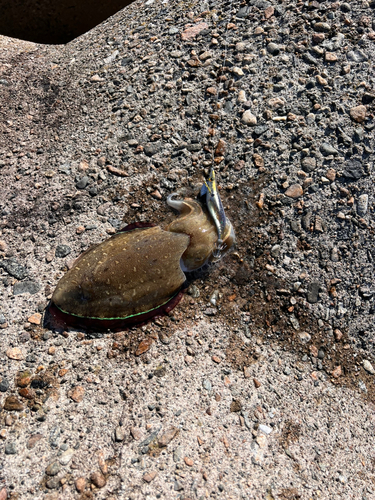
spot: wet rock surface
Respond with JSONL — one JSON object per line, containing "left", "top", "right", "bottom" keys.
{"left": 0, "top": 0, "right": 375, "bottom": 499}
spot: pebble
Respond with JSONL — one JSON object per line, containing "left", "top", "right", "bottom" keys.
{"left": 289, "top": 315, "right": 300, "bottom": 330}
{"left": 343, "top": 160, "right": 363, "bottom": 179}
{"left": 256, "top": 434, "right": 267, "bottom": 448}
{"left": 232, "top": 66, "right": 244, "bottom": 77}
{"left": 242, "top": 110, "right": 257, "bottom": 126}
{"left": 314, "top": 22, "right": 331, "bottom": 33}
{"left": 0, "top": 488, "right": 6, "bottom": 500}
{"left": 253, "top": 378, "right": 261, "bottom": 388}
{"left": 326, "top": 168, "right": 336, "bottom": 181}
{"left": 55, "top": 245, "right": 71, "bottom": 258}
{"left": 267, "top": 42, "right": 280, "bottom": 55}
{"left": 332, "top": 365, "right": 342, "bottom": 378}
{"left": 115, "top": 426, "right": 125, "bottom": 442}
{"left": 6, "top": 347, "right": 24, "bottom": 360}
{"left": 59, "top": 448, "right": 74, "bottom": 465}
{"left": 75, "top": 478, "right": 86, "bottom": 492}
{"left": 331, "top": 247, "right": 340, "bottom": 262}
{"left": 235, "top": 42, "right": 246, "bottom": 52}
{"left": 337, "top": 474, "right": 348, "bottom": 484}
{"left": 347, "top": 49, "right": 368, "bottom": 62}
{"left": 350, "top": 105, "right": 366, "bottom": 123}
{"left": 258, "top": 424, "right": 272, "bottom": 435}
{"left": 215, "top": 139, "right": 226, "bottom": 157}
{"left": 5, "top": 442, "right": 17, "bottom": 455}
{"left": 28, "top": 313, "right": 41, "bottom": 325}
{"left": 285, "top": 184, "right": 303, "bottom": 199}
{"left": 46, "top": 478, "right": 59, "bottom": 490}
{"left": 46, "top": 462, "right": 61, "bottom": 476}
{"left": 202, "top": 379, "right": 212, "bottom": 391}
{"left": 268, "top": 97, "right": 285, "bottom": 109}
{"left": 299, "top": 332, "right": 311, "bottom": 343}
{"left": 283, "top": 366, "right": 291, "bottom": 376}
{"left": 363, "top": 360, "right": 375, "bottom": 375}
{"left": 253, "top": 153, "right": 264, "bottom": 168}
{"left": 68, "top": 385, "right": 85, "bottom": 402}
{"left": 136, "top": 337, "right": 154, "bottom": 356}
{"left": 313, "top": 35, "right": 326, "bottom": 47}
{"left": 320, "top": 143, "right": 338, "bottom": 156}
{"left": 13, "top": 281, "right": 41, "bottom": 295}
{"left": 237, "top": 6, "right": 251, "bottom": 18}
{"left": 230, "top": 399, "right": 242, "bottom": 412}
{"left": 2, "top": 259, "right": 28, "bottom": 280}
{"left": 76, "top": 176, "right": 90, "bottom": 189}
{"left": 358, "top": 380, "right": 367, "bottom": 393}
{"left": 262, "top": 5, "right": 273, "bottom": 17}
{"left": 307, "top": 282, "right": 320, "bottom": 303}
{"left": 0, "top": 378, "right": 10, "bottom": 392}
{"left": 158, "top": 427, "right": 178, "bottom": 447}
{"left": 91, "top": 74, "right": 104, "bottom": 82}
{"left": 143, "top": 471, "right": 157, "bottom": 483}
{"left": 59, "top": 162, "right": 71, "bottom": 174}
{"left": 184, "top": 456, "right": 194, "bottom": 466}
{"left": 325, "top": 52, "right": 337, "bottom": 62}
{"left": 91, "top": 471, "right": 106, "bottom": 488}
{"left": 27, "top": 433, "right": 43, "bottom": 449}
{"left": 130, "top": 427, "right": 142, "bottom": 441}
{"left": 316, "top": 75, "right": 328, "bottom": 86}
{"left": 181, "top": 22, "right": 208, "bottom": 41}
{"left": 357, "top": 194, "right": 368, "bottom": 216}
{"left": 107, "top": 165, "right": 128, "bottom": 177}
{"left": 301, "top": 157, "right": 317, "bottom": 172}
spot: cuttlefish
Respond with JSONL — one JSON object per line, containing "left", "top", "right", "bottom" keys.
{"left": 48, "top": 168, "right": 235, "bottom": 330}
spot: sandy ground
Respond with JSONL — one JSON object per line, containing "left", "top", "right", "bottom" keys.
{"left": 1, "top": 0, "right": 375, "bottom": 499}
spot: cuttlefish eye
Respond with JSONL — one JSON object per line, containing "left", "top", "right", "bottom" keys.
{"left": 49, "top": 168, "right": 235, "bottom": 331}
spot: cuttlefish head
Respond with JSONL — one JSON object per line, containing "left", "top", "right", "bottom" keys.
{"left": 166, "top": 168, "right": 236, "bottom": 272}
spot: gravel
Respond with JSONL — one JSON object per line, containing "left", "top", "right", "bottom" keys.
{"left": 0, "top": 0, "right": 375, "bottom": 498}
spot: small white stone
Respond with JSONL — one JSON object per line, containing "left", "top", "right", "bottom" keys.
{"left": 258, "top": 424, "right": 272, "bottom": 435}
{"left": 236, "top": 42, "right": 246, "bottom": 52}
{"left": 357, "top": 194, "right": 368, "bottom": 216}
{"left": 363, "top": 359, "right": 375, "bottom": 375}
{"left": 299, "top": 332, "right": 311, "bottom": 343}
{"left": 59, "top": 449, "right": 74, "bottom": 465}
{"left": 242, "top": 110, "right": 257, "bottom": 125}
{"left": 237, "top": 90, "right": 247, "bottom": 103}
{"left": 256, "top": 434, "right": 267, "bottom": 448}
{"left": 232, "top": 66, "right": 244, "bottom": 76}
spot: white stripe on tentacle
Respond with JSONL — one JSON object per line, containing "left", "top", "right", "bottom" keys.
{"left": 166, "top": 193, "right": 185, "bottom": 211}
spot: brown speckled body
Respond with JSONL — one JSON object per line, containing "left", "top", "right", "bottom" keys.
{"left": 51, "top": 225, "right": 189, "bottom": 322}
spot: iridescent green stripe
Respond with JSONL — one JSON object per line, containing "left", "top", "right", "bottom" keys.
{"left": 55, "top": 292, "right": 179, "bottom": 321}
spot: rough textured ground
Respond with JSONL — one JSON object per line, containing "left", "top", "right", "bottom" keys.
{"left": 0, "top": 0, "right": 375, "bottom": 499}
